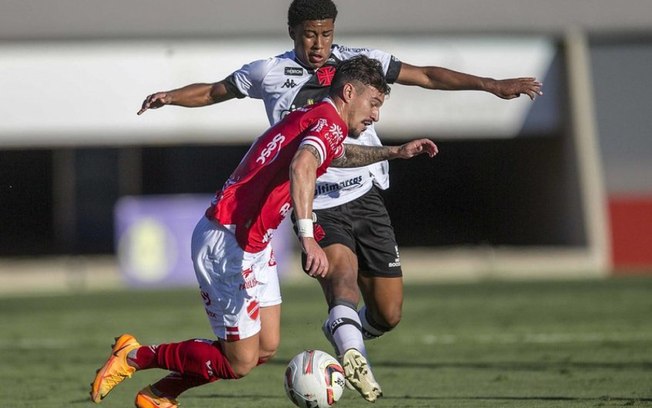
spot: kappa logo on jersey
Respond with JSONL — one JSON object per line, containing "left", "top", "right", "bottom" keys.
{"left": 282, "top": 79, "right": 298, "bottom": 88}
{"left": 316, "top": 66, "right": 336, "bottom": 86}
{"left": 284, "top": 66, "right": 304, "bottom": 76}
{"left": 256, "top": 133, "right": 286, "bottom": 165}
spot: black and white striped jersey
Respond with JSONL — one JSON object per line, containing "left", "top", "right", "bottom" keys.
{"left": 225, "top": 44, "right": 402, "bottom": 209}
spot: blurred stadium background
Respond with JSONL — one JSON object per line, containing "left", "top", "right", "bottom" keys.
{"left": 1, "top": 0, "right": 652, "bottom": 294}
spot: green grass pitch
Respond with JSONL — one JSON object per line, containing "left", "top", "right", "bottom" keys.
{"left": 1, "top": 277, "right": 651, "bottom": 407}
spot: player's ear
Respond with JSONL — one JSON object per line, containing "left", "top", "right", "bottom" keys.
{"left": 288, "top": 26, "right": 296, "bottom": 41}
{"left": 343, "top": 83, "right": 355, "bottom": 102}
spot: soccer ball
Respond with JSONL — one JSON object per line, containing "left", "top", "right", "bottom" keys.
{"left": 284, "top": 349, "right": 346, "bottom": 408}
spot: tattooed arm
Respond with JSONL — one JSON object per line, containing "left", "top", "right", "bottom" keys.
{"left": 331, "top": 138, "right": 439, "bottom": 168}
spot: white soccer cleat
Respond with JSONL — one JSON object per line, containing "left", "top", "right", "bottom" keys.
{"left": 341, "top": 348, "right": 383, "bottom": 402}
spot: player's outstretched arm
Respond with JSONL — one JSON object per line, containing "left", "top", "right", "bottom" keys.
{"left": 396, "top": 62, "right": 543, "bottom": 100}
{"left": 332, "top": 139, "right": 438, "bottom": 168}
{"left": 137, "top": 80, "right": 237, "bottom": 115}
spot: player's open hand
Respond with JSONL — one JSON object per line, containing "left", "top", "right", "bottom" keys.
{"left": 300, "top": 237, "right": 329, "bottom": 278}
{"left": 396, "top": 139, "right": 439, "bottom": 159}
{"left": 492, "top": 77, "right": 543, "bottom": 100}
{"left": 137, "top": 92, "right": 171, "bottom": 115}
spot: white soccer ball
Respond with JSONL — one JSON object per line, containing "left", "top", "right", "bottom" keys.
{"left": 284, "top": 349, "right": 346, "bottom": 408}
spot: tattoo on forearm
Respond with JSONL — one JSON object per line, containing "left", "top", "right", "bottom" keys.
{"left": 331, "top": 144, "right": 393, "bottom": 168}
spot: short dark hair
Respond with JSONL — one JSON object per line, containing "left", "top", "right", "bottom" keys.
{"left": 330, "top": 55, "right": 391, "bottom": 97}
{"left": 287, "top": 0, "right": 338, "bottom": 28}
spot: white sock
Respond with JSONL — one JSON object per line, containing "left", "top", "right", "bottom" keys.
{"left": 358, "top": 306, "right": 385, "bottom": 340}
{"left": 328, "top": 304, "right": 366, "bottom": 356}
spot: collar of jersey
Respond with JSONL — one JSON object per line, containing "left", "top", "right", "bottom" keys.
{"left": 292, "top": 48, "right": 340, "bottom": 73}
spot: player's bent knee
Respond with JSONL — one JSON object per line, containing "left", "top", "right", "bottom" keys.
{"left": 229, "top": 358, "right": 258, "bottom": 378}
{"left": 257, "top": 348, "right": 277, "bottom": 365}
{"left": 223, "top": 341, "right": 264, "bottom": 378}
{"left": 381, "top": 308, "right": 402, "bottom": 329}
{"left": 360, "top": 305, "right": 401, "bottom": 340}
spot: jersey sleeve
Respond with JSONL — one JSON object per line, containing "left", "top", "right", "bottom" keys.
{"left": 298, "top": 116, "right": 344, "bottom": 166}
{"left": 300, "top": 137, "right": 344, "bottom": 166}
{"left": 332, "top": 44, "right": 403, "bottom": 84}
{"left": 299, "top": 119, "right": 330, "bottom": 166}
{"left": 224, "top": 58, "right": 274, "bottom": 100}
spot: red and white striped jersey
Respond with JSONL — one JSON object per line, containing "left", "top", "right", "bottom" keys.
{"left": 206, "top": 99, "right": 346, "bottom": 252}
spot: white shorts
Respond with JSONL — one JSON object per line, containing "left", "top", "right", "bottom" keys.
{"left": 191, "top": 216, "right": 282, "bottom": 341}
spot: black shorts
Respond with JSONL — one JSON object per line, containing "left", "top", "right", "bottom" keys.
{"left": 296, "top": 187, "right": 402, "bottom": 278}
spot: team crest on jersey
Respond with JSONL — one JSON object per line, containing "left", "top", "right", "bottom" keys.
{"left": 285, "top": 67, "right": 304, "bottom": 76}
{"left": 247, "top": 299, "right": 260, "bottom": 320}
{"left": 316, "top": 66, "right": 336, "bottom": 86}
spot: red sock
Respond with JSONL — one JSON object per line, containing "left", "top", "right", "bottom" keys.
{"left": 145, "top": 339, "right": 237, "bottom": 381}
{"left": 151, "top": 372, "right": 210, "bottom": 398}
{"left": 129, "top": 345, "right": 157, "bottom": 369}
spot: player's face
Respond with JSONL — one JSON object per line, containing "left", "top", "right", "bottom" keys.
{"left": 289, "top": 19, "right": 335, "bottom": 69}
{"left": 347, "top": 85, "right": 385, "bottom": 138}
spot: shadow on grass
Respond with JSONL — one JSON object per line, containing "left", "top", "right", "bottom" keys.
{"left": 267, "top": 357, "right": 652, "bottom": 371}
{"left": 193, "top": 393, "right": 652, "bottom": 403}
{"left": 69, "top": 393, "right": 652, "bottom": 405}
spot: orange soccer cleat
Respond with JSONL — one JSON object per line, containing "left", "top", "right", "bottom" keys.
{"left": 135, "top": 385, "right": 180, "bottom": 408}
{"left": 90, "top": 334, "right": 141, "bottom": 403}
